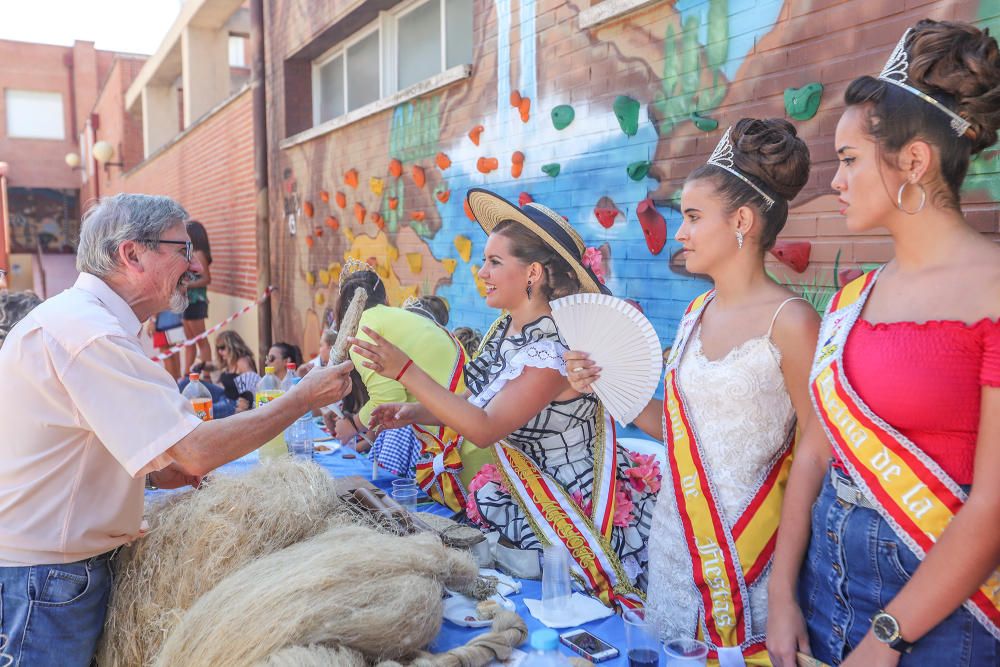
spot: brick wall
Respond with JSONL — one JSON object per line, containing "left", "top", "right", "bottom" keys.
{"left": 264, "top": 0, "right": 1000, "bottom": 356}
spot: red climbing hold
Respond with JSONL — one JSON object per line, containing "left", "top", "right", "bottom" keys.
{"left": 770, "top": 241, "right": 811, "bottom": 273}
{"left": 518, "top": 192, "right": 533, "bottom": 207}
{"left": 594, "top": 196, "right": 620, "bottom": 229}
{"left": 636, "top": 198, "right": 666, "bottom": 255}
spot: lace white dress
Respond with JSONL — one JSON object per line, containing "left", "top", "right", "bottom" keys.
{"left": 645, "top": 324, "right": 796, "bottom": 641}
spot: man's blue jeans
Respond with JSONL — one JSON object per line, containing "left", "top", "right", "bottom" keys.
{"left": 0, "top": 551, "right": 114, "bottom": 666}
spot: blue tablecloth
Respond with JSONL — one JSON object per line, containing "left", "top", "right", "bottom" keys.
{"left": 145, "top": 424, "right": 631, "bottom": 665}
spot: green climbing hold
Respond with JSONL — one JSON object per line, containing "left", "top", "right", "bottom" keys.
{"left": 784, "top": 82, "right": 824, "bottom": 121}
{"left": 551, "top": 105, "right": 575, "bottom": 130}
{"left": 541, "top": 163, "right": 561, "bottom": 178}
{"left": 613, "top": 96, "right": 640, "bottom": 137}
{"left": 690, "top": 112, "right": 718, "bottom": 132}
{"left": 627, "top": 161, "right": 652, "bottom": 181}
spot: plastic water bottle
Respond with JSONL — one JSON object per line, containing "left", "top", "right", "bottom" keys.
{"left": 521, "top": 629, "right": 571, "bottom": 667}
{"left": 256, "top": 367, "right": 286, "bottom": 459}
{"left": 284, "top": 378, "right": 314, "bottom": 459}
{"left": 182, "top": 373, "right": 213, "bottom": 421}
{"left": 280, "top": 362, "right": 297, "bottom": 391}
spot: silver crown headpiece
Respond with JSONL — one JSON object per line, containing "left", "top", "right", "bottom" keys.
{"left": 877, "top": 28, "right": 972, "bottom": 138}
{"left": 339, "top": 257, "right": 383, "bottom": 290}
{"left": 706, "top": 127, "right": 776, "bottom": 211}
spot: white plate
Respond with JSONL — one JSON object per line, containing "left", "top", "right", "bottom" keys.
{"left": 312, "top": 442, "right": 341, "bottom": 456}
{"left": 442, "top": 593, "right": 515, "bottom": 628}
{"left": 479, "top": 568, "right": 521, "bottom": 594}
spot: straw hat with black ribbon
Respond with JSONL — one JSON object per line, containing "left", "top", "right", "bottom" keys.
{"left": 465, "top": 188, "right": 611, "bottom": 296}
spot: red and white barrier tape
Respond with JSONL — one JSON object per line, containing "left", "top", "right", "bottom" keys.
{"left": 151, "top": 285, "right": 276, "bottom": 362}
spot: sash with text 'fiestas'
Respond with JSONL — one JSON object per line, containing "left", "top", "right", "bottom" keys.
{"left": 663, "top": 291, "right": 793, "bottom": 667}
{"left": 811, "top": 269, "right": 1000, "bottom": 641}
{"left": 413, "top": 333, "right": 469, "bottom": 512}
{"left": 492, "top": 404, "right": 645, "bottom": 610}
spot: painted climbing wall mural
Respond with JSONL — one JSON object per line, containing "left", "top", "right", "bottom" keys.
{"left": 266, "top": 0, "right": 1000, "bottom": 361}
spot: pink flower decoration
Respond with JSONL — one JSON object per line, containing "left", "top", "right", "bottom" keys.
{"left": 625, "top": 452, "right": 662, "bottom": 494}
{"left": 613, "top": 487, "right": 635, "bottom": 527}
{"left": 571, "top": 489, "right": 593, "bottom": 516}
{"left": 466, "top": 464, "right": 510, "bottom": 527}
{"left": 582, "top": 246, "right": 606, "bottom": 284}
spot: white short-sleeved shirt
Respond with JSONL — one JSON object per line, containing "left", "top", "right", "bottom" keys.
{"left": 0, "top": 273, "right": 202, "bottom": 565}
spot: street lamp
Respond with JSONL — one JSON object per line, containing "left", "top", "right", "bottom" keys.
{"left": 64, "top": 152, "right": 84, "bottom": 170}
{"left": 92, "top": 141, "right": 124, "bottom": 175}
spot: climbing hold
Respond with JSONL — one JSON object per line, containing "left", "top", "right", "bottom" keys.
{"left": 454, "top": 234, "right": 472, "bottom": 262}
{"left": 303, "top": 201, "right": 315, "bottom": 218}
{"left": 335, "top": 192, "right": 347, "bottom": 208}
{"left": 389, "top": 158, "right": 403, "bottom": 178}
{"left": 463, "top": 198, "right": 476, "bottom": 221}
{"left": 320, "top": 190, "right": 330, "bottom": 203}
{"left": 468, "top": 125, "right": 484, "bottom": 146}
{"left": 627, "top": 161, "right": 652, "bottom": 181}
{"left": 435, "top": 152, "right": 452, "bottom": 170}
{"left": 406, "top": 252, "right": 422, "bottom": 274}
{"left": 314, "top": 226, "right": 324, "bottom": 237}
{"left": 784, "top": 82, "right": 824, "bottom": 121}
{"left": 551, "top": 104, "right": 575, "bottom": 130}
{"left": 613, "top": 95, "right": 640, "bottom": 137}
{"left": 354, "top": 203, "right": 366, "bottom": 226}
{"left": 442, "top": 258, "right": 457, "bottom": 275}
{"left": 690, "top": 112, "right": 718, "bottom": 132}
{"left": 477, "top": 157, "right": 499, "bottom": 174}
{"left": 371, "top": 213, "right": 385, "bottom": 230}
{"left": 518, "top": 192, "right": 533, "bottom": 207}
{"left": 315, "top": 292, "right": 326, "bottom": 306}
{"left": 593, "top": 196, "right": 620, "bottom": 229}
{"left": 370, "top": 177, "right": 384, "bottom": 196}
{"left": 470, "top": 264, "right": 488, "bottom": 297}
{"left": 305, "top": 235, "right": 315, "bottom": 249}
{"left": 388, "top": 197, "right": 398, "bottom": 211}
{"left": 510, "top": 90, "right": 522, "bottom": 108}
{"left": 770, "top": 241, "right": 811, "bottom": 273}
{"left": 343, "top": 227, "right": 355, "bottom": 242}
{"left": 319, "top": 269, "right": 331, "bottom": 286}
{"left": 436, "top": 189, "right": 451, "bottom": 203}
{"left": 411, "top": 165, "right": 426, "bottom": 188}
{"left": 636, "top": 198, "right": 666, "bottom": 255}
{"left": 511, "top": 151, "right": 525, "bottom": 178}
{"left": 325, "top": 216, "right": 339, "bottom": 231}
{"left": 344, "top": 169, "right": 359, "bottom": 188}
{"left": 518, "top": 97, "right": 531, "bottom": 123}
{"left": 410, "top": 211, "right": 426, "bottom": 222}
{"left": 306, "top": 270, "right": 316, "bottom": 285}
{"left": 541, "top": 163, "right": 561, "bottom": 178}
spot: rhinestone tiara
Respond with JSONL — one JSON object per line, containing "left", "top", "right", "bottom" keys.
{"left": 339, "top": 257, "right": 382, "bottom": 290}
{"left": 706, "top": 127, "right": 776, "bottom": 211}
{"left": 877, "top": 28, "right": 972, "bottom": 138}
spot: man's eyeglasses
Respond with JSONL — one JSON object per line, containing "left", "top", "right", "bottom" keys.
{"left": 140, "top": 239, "right": 192, "bottom": 262}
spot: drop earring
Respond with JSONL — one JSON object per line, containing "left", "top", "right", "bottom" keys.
{"left": 736, "top": 230, "right": 744, "bottom": 250}
{"left": 526, "top": 280, "right": 533, "bottom": 299}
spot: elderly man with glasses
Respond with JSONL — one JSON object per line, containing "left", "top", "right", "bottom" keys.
{"left": 0, "top": 193, "right": 353, "bottom": 666}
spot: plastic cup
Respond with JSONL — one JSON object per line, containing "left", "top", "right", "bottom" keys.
{"left": 663, "top": 639, "right": 708, "bottom": 667}
{"left": 392, "top": 478, "right": 417, "bottom": 491}
{"left": 392, "top": 488, "right": 419, "bottom": 513}
{"left": 541, "top": 543, "right": 572, "bottom": 617}
{"left": 624, "top": 609, "right": 660, "bottom": 667}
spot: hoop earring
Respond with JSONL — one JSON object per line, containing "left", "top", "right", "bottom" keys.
{"left": 896, "top": 181, "right": 926, "bottom": 215}
{"left": 526, "top": 280, "right": 533, "bottom": 300}
{"left": 736, "top": 230, "right": 744, "bottom": 250}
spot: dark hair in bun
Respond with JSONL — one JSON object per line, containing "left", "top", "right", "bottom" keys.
{"left": 845, "top": 19, "right": 1000, "bottom": 204}
{"left": 687, "top": 118, "right": 810, "bottom": 252}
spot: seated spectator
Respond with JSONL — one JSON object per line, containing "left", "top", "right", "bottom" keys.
{"left": 0, "top": 290, "right": 43, "bottom": 350}
{"left": 215, "top": 330, "right": 260, "bottom": 411}
{"left": 268, "top": 342, "right": 303, "bottom": 381}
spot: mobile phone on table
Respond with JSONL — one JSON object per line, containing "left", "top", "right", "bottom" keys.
{"left": 559, "top": 629, "right": 619, "bottom": 662}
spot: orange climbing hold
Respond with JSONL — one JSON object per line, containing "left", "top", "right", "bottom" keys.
{"left": 511, "top": 151, "right": 525, "bottom": 178}
{"left": 477, "top": 157, "right": 499, "bottom": 174}
{"left": 344, "top": 169, "right": 359, "bottom": 188}
{"left": 335, "top": 191, "right": 347, "bottom": 208}
{"left": 435, "top": 152, "right": 451, "bottom": 170}
{"left": 463, "top": 199, "right": 476, "bottom": 221}
{"left": 325, "top": 216, "right": 339, "bottom": 231}
{"left": 371, "top": 213, "right": 385, "bottom": 230}
{"left": 468, "top": 125, "right": 484, "bottom": 146}
{"left": 388, "top": 197, "right": 398, "bottom": 210}
{"left": 305, "top": 235, "right": 315, "bottom": 248}
{"left": 320, "top": 190, "right": 330, "bottom": 203}
{"left": 510, "top": 90, "right": 522, "bottom": 108}
{"left": 354, "top": 202, "right": 366, "bottom": 225}
{"left": 389, "top": 158, "right": 403, "bottom": 178}
{"left": 519, "top": 98, "right": 531, "bottom": 123}
{"left": 411, "top": 211, "right": 426, "bottom": 222}
{"left": 314, "top": 226, "right": 324, "bottom": 237}
{"left": 436, "top": 189, "right": 451, "bottom": 203}
{"left": 303, "top": 201, "right": 314, "bottom": 218}
{"left": 412, "top": 165, "right": 426, "bottom": 188}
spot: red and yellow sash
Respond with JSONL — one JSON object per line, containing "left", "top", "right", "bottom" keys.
{"left": 492, "top": 405, "right": 645, "bottom": 610}
{"left": 413, "top": 334, "right": 470, "bottom": 512}
{"left": 663, "top": 291, "right": 793, "bottom": 666}
{"left": 812, "top": 270, "right": 1000, "bottom": 640}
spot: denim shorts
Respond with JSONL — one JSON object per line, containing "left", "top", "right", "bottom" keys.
{"left": 800, "top": 466, "right": 999, "bottom": 665}
{"left": 0, "top": 550, "right": 115, "bottom": 666}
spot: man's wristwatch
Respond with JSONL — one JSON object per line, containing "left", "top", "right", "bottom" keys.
{"left": 871, "top": 610, "right": 914, "bottom": 653}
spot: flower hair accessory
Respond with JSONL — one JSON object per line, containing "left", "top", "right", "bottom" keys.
{"left": 581, "top": 247, "right": 606, "bottom": 284}
{"left": 878, "top": 28, "right": 972, "bottom": 138}
{"left": 706, "top": 127, "right": 776, "bottom": 211}
{"left": 339, "top": 257, "right": 382, "bottom": 290}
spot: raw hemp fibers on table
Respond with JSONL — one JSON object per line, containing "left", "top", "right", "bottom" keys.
{"left": 97, "top": 458, "right": 527, "bottom": 666}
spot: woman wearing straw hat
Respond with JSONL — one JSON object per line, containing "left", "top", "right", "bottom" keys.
{"left": 351, "top": 189, "right": 658, "bottom": 607}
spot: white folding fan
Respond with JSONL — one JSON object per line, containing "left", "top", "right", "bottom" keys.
{"left": 550, "top": 293, "right": 662, "bottom": 426}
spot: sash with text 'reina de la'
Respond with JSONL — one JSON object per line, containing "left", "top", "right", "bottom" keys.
{"left": 492, "top": 404, "right": 645, "bottom": 611}
{"left": 811, "top": 269, "right": 1000, "bottom": 641}
{"left": 413, "top": 333, "right": 469, "bottom": 512}
{"left": 663, "top": 291, "right": 793, "bottom": 667}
